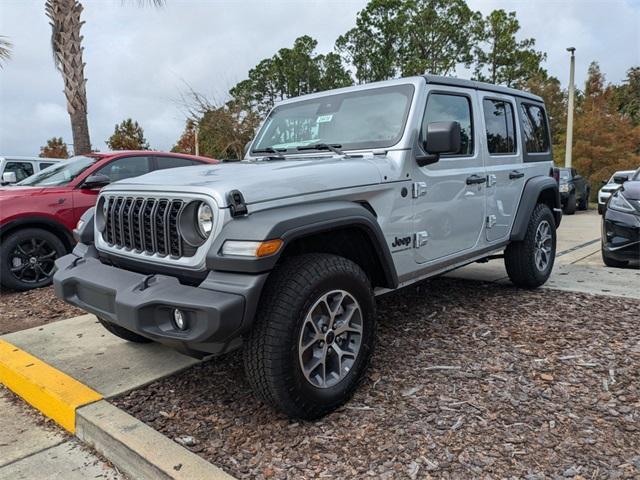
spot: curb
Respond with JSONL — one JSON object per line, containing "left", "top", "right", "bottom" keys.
{"left": 0, "top": 338, "right": 235, "bottom": 480}
{"left": 77, "top": 401, "right": 233, "bottom": 480}
{"left": 0, "top": 338, "right": 102, "bottom": 432}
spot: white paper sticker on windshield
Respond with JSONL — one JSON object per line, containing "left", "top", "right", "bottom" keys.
{"left": 316, "top": 114, "right": 333, "bottom": 123}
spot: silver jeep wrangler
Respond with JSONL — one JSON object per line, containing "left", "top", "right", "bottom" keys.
{"left": 54, "top": 75, "right": 561, "bottom": 419}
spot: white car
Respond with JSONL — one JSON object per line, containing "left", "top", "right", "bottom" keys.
{"left": 598, "top": 170, "right": 636, "bottom": 214}
{"left": 0, "top": 156, "right": 62, "bottom": 185}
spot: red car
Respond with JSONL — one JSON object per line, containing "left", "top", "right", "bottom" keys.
{"left": 0, "top": 151, "right": 217, "bottom": 291}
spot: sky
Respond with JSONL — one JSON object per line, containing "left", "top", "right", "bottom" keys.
{"left": 0, "top": 0, "right": 638, "bottom": 156}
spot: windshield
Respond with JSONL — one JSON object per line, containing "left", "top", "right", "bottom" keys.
{"left": 252, "top": 84, "right": 415, "bottom": 154}
{"left": 17, "top": 156, "right": 97, "bottom": 187}
{"left": 633, "top": 169, "right": 640, "bottom": 181}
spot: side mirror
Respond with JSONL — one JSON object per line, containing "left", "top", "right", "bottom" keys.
{"left": 416, "top": 121, "right": 461, "bottom": 167}
{"left": 81, "top": 173, "right": 111, "bottom": 189}
{"left": 601, "top": 180, "right": 607, "bottom": 186}
{"left": 2, "top": 171, "right": 17, "bottom": 184}
{"left": 613, "top": 175, "right": 627, "bottom": 185}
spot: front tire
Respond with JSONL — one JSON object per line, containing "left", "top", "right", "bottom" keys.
{"left": 243, "top": 254, "right": 376, "bottom": 420}
{"left": 601, "top": 248, "right": 628, "bottom": 268}
{"left": 505, "top": 203, "right": 557, "bottom": 288}
{"left": 97, "top": 317, "right": 153, "bottom": 343}
{"left": 0, "top": 228, "right": 67, "bottom": 291}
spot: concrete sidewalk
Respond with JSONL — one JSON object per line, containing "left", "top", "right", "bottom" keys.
{"left": 0, "top": 386, "right": 124, "bottom": 480}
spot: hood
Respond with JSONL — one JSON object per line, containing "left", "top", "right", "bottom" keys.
{"left": 621, "top": 180, "right": 640, "bottom": 200}
{"left": 107, "top": 156, "right": 384, "bottom": 206}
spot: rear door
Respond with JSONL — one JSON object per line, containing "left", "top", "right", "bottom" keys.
{"left": 480, "top": 94, "right": 524, "bottom": 243}
{"left": 412, "top": 87, "right": 486, "bottom": 263}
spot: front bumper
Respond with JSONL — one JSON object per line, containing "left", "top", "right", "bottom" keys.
{"left": 602, "top": 208, "right": 640, "bottom": 262}
{"left": 53, "top": 246, "right": 268, "bottom": 357}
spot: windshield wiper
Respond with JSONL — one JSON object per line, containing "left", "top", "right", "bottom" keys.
{"left": 252, "top": 147, "right": 286, "bottom": 160}
{"left": 296, "top": 143, "right": 348, "bottom": 156}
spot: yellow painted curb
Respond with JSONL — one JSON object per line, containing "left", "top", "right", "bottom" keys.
{"left": 0, "top": 339, "right": 102, "bottom": 433}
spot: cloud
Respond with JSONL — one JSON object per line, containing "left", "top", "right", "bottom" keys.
{"left": 0, "top": 0, "right": 638, "bottom": 156}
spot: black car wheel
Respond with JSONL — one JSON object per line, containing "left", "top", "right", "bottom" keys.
{"left": 578, "top": 189, "right": 589, "bottom": 210}
{"left": 598, "top": 203, "right": 605, "bottom": 215}
{"left": 564, "top": 193, "right": 576, "bottom": 215}
{"left": 0, "top": 228, "right": 67, "bottom": 291}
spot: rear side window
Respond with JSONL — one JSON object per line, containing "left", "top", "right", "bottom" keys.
{"left": 5, "top": 161, "right": 34, "bottom": 181}
{"left": 483, "top": 99, "right": 516, "bottom": 154}
{"left": 38, "top": 162, "right": 55, "bottom": 170}
{"left": 154, "top": 156, "right": 200, "bottom": 170}
{"left": 423, "top": 93, "right": 473, "bottom": 155}
{"left": 520, "top": 104, "right": 550, "bottom": 153}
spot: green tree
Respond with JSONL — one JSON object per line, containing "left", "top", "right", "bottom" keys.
{"left": 336, "top": 0, "right": 482, "bottom": 83}
{"left": 230, "top": 36, "right": 353, "bottom": 115}
{"left": 613, "top": 66, "right": 640, "bottom": 125}
{"left": 39, "top": 137, "right": 69, "bottom": 158}
{"left": 45, "top": 0, "right": 163, "bottom": 155}
{"left": 473, "top": 10, "right": 547, "bottom": 88}
{"left": 106, "top": 118, "right": 150, "bottom": 151}
{"left": 0, "top": 35, "right": 12, "bottom": 68}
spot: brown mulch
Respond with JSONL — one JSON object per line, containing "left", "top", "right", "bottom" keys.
{"left": 113, "top": 278, "right": 640, "bottom": 479}
{"left": 0, "top": 286, "right": 83, "bottom": 335}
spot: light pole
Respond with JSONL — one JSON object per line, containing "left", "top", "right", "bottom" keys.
{"left": 564, "top": 47, "right": 576, "bottom": 168}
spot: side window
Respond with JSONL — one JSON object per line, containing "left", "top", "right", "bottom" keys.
{"left": 520, "top": 103, "right": 550, "bottom": 153}
{"left": 38, "top": 162, "right": 55, "bottom": 170}
{"left": 154, "top": 156, "right": 200, "bottom": 170}
{"left": 96, "top": 156, "right": 151, "bottom": 182}
{"left": 5, "top": 161, "right": 35, "bottom": 181}
{"left": 423, "top": 93, "right": 473, "bottom": 156}
{"left": 483, "top": 99, "right": 516, "bottom": 155}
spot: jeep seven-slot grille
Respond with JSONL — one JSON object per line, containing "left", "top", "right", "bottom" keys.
{"left": 103, "top": 196, "right": 193, "bottom": 258}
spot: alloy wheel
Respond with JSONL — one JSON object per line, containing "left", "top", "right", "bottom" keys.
{"left": 534, "top": 220, "right": 553, "bottom": 272}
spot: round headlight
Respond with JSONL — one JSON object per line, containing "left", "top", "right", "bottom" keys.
{"left": 197, "top": 202, "right": 213, "bottom": 238}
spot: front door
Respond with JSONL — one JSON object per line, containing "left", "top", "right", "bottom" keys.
{"left": 413, "top": 88, "right": 486, "bottom": 264}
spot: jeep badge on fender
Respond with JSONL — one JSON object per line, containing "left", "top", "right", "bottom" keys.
{"left": 54, "top": 74, "right": 561, "bottom": 420}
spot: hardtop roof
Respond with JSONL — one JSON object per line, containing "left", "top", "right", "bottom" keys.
{"left": 422, "top": 74, "right": 543, "bottom": 103}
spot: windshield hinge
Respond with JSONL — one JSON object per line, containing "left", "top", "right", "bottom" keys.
{"left": 412, "top": 182, "right": 427, "bottom": 198}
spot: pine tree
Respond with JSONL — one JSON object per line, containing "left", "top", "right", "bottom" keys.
{"left": 106, "top": 118, "right": 150, "bottom": 151}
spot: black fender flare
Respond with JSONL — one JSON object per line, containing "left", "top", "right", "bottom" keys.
{"left": 0, "top": 216, "right": 74, "bottom": 250}
{"left": 510, "top": 176, "right": 561, "bottom": 242}
{"left": 206, "top": 201, "right": 398, "bottom": 288}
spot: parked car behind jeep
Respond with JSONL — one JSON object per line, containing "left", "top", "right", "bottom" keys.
{"left": 558, "top": 167, "right": 589, "bottom": 214}
{"left": 0, "top": 151, "right": 217, "bottom": 291}
{"left": 598, "top": 170, "right": 636, "bottom": 214}
{"left": 54, "top": 75, "right": 561, "bottom": 419}
{"left": 0, "top": 156, "right": 62, "bottom": 185}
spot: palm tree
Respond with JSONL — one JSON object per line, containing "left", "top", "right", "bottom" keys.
{"left": 0, "top": 36, "right": 12, "bottom": 68}
{"left": 45, "top": 1, "right": 163, "bottom": 155}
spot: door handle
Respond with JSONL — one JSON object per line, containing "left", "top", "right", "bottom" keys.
{"left": 466, "top": 174, "right": 487, "bottom": 185}
{"left": 509, "top": 170, "right": 525, "bottom": 179}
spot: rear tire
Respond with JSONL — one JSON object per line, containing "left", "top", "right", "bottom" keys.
{"left": 578, "top": 189, "right": 589, "bottom": 210}
{"left": 0, "top": 228, "right": 67, "bottom": 291}
{"left": 601, "top": 248, "right": 628, "bottom": 268}
{"left": 564, "top": 193, "right": 576, "bottom": 215}
{"left": 505, "top": 203, "right": 557, "bottom": 288}
{"left": 243, "top": 253, "right": 376, "bottom": 420}
{"left": 98, "top": 317, "right": 153, "bottom": 343}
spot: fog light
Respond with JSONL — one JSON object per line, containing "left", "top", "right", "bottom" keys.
{"left": 173, "top": 309, "right": 187, "bottom": 330}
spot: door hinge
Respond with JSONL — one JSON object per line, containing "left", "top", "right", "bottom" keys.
{"left": 412, "top": 182, "right": 427, "bottom": 198}
{"left": 414, "top": 230, "right": 429, "bottom": 247}
{"left": 486, "top": 215, "right": 497, "bottom": 228}
{"left": 486, "top": 174, "right": 497, "bottom": 187}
